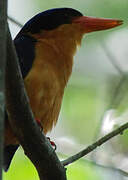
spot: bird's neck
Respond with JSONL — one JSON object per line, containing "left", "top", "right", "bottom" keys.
{"left": 31, "top": 24, "right": 83, "bottom": 86}
{"left": 34, "top": 40, "right": 73, "bottom": 87}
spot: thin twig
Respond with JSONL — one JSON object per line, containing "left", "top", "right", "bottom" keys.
{"left": 109, "top": 76, "right": 124, "bottom": 108}
{"left": 83, "top": 159, "right": 128, "bottom": 177}
{"left": 90, "top": 40, "right": 127, "bottom": 161}
{"left": 101, "top": 40, "right": 128, "bottom": 109}
{"left": 100, "top": 40, "right": 127, "bottom": 110}
{"left": 101, "top": 41, "right": 123, "bottom": 75}
{"left": 8, "top": 16, "right": 23, "bottom": 28}
{"left": 62, "top": 121, "right": 128, "bottom": 166}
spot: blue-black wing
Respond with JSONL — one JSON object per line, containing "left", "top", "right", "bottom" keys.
{"left": 14, "top": 35, "right": 36, "bottom": 78}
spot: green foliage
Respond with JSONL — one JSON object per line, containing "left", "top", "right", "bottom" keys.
{"left": 67, "top": 161, "right": 102, "bottom": 180}
{"left": 3, "top": 149, "right": 102, "bottom": 180}
{"left": 3, "top": 148, "right": 38, "bottom": 180}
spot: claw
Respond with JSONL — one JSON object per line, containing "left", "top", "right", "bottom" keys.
{"left": 35, "top": 118, "right": 43, "bottom": 130}
{"left": 35, "top": 119, "right": 56, "bottom": 150}
{"left": 47, "top": 137, "right": 57, "bottom": 150}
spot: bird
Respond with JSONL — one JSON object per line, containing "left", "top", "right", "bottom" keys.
{"left": 4, "top": 7, "right": 123, "bottom": 171}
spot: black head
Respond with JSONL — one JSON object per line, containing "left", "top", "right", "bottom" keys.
{"left": 15, "top": 8, "right": 83, "bottom": 38}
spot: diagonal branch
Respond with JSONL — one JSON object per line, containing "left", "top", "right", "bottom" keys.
{"left": 8, "top": 16, "right": 23, "bottom": 28}
{"left": 5, "top": 26, "right": 66, "bottom": 180}
{"left": 76, "top": 158, "right": 128, "bottom": 177}
{"left": 62, "top": 121, "right": 128, "bottom": 166}
{"left": 90, "top": 40, "right": 127, "bottom": 161}
{"left": 101, "top": 40, "right": 124, "bottom": 75}
{"left": 87, "top": 159, "right": 128, "bottom": 177}
{"left": 100, "top": 40, "right": 126, "bottom": 109}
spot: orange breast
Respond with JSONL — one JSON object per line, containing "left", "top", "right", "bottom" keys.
{"left": 24, "top": 26, "right": 83, "bottom": 133}
{"left": 24, "top": 67, "right": 64, "bottom": 134}
{"left": 24, "top": 41, "right": 68, "bottom": 134}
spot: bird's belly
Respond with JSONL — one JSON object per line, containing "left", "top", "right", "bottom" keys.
{"left": 24, "top": 65, "right": 64, "bottom": 134}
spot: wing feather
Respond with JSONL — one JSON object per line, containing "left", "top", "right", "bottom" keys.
{"left": 14, "top": 35, "right": 36, "bottom": 78}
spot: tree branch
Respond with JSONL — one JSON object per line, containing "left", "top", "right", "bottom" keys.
{"left": 62, "top": 121, "right": 128, "bottom": 166}
{"left": 8, "top": 16, "right": 23, "bottom": 28}
{"left": 101, "top": 40, "right": 128, "bottom": 110}
{"left": 100, "top": 40, "right": 128, "bottom": 110}
{"left": 101, "top": 41, "right": 123, "bottom": 75}
{"left": 86, "top": 159, "right": 128, "bottom": 177}
{"left": 0, "top": 0, "right": 7, "bottom": 179}
{"left": 90, "top": 40, "right": 127, "bottom": 161}
{"left": 5, "top": 27, "right": 66, "bottom": 180}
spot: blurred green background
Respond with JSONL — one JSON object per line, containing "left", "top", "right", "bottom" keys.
{"left": 3, "top": 0, "right": 128, "bottom": 179}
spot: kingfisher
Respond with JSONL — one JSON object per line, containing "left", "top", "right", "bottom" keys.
{"left": 4, "top": 8, "right": 123, "bottom": 171}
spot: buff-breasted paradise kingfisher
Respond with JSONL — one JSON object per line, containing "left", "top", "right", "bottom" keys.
{"left": 4, "top": 8, "right": 123, "bottom": 171}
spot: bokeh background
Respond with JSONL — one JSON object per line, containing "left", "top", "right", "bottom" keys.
{"left": 3, "top": 0, "right": 128, "bottom": 179}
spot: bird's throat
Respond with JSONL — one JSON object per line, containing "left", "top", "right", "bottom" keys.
{"left": 31, "top": 24, "right": 83, "bottom": 86}
{"left": 35, "top": 39, "right": 74, "bottom": 87}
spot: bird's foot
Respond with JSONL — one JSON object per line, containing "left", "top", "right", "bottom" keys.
{"left": 47, "top": 137, "right": 57, "bottom": 150}
{"left": 35, "top": 118, "right": 43, "bottom": 130}
{"left": 35, "top": 119, "right": 56, "bottom": 150}
{"left": 35, "top": 119, "right": 56, "bottom": 149}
